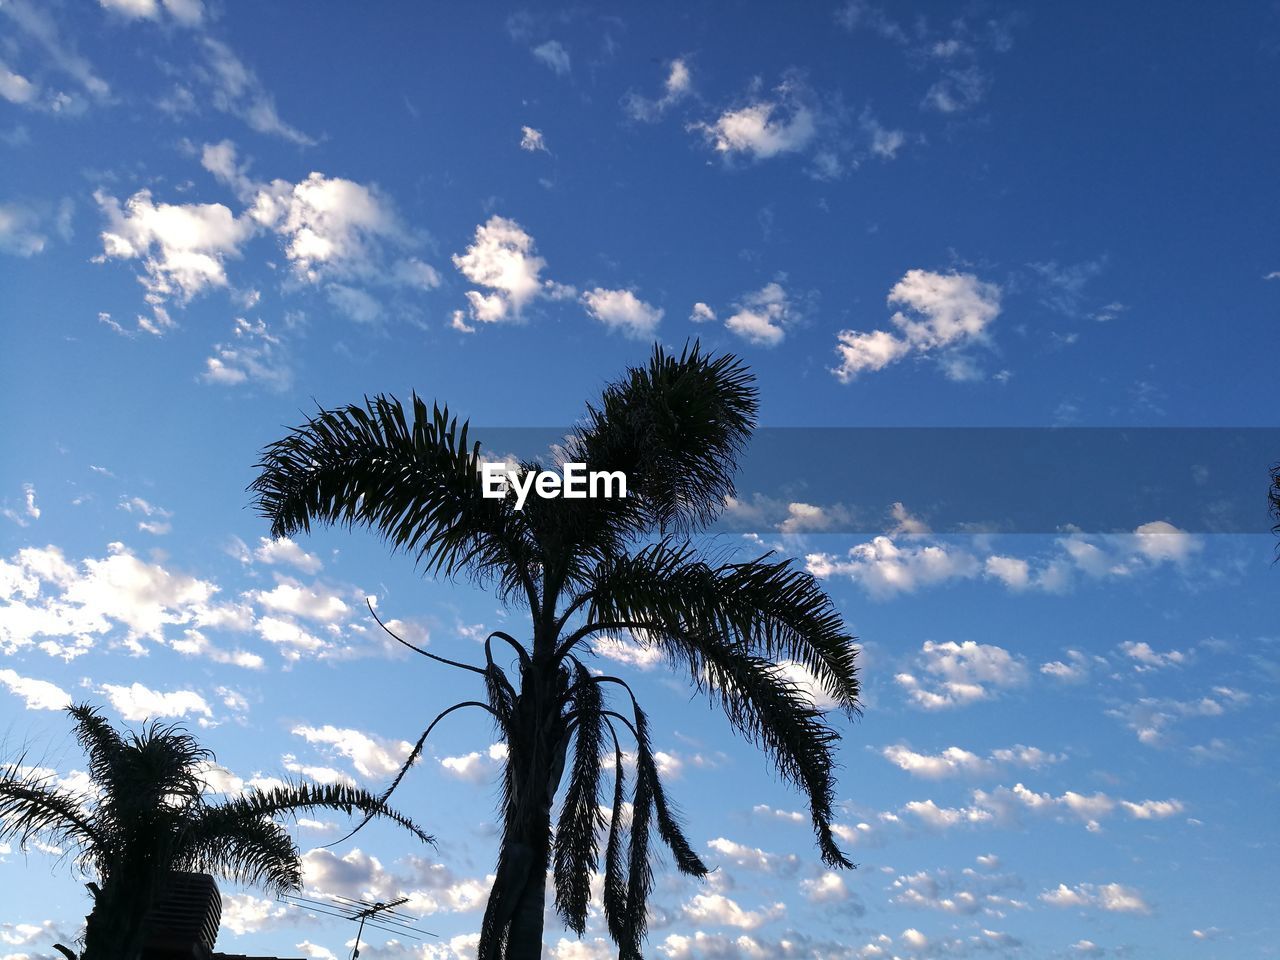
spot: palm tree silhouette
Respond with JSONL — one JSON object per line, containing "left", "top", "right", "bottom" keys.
{"left": 249, "top": 343, "right": 861, "bottom": 960}
{"left": 0, "top": 703, "right": 433, "bottom": 960}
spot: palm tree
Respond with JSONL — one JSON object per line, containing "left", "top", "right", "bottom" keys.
{"left": 249, "top": 343, "right": 861, "bottom": 960}
{"left": 0, "top": 704, "right": 433, "bottom": 960}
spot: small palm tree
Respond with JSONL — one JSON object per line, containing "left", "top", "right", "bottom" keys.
{"left": 250, "top": 343, "right": 861, "bottom": 960}
{"left": 0, "top": 704, "right": 433, "bottom": 960}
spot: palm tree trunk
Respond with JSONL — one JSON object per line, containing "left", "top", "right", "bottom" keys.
{"left": 487, "top": 659, "right": 567, "bottom": 960}
{"left": 503, "top": 812, "right": 551, "bottom": 960}
{"left": 82, "top": 875, "right": 155, "bottom": 960}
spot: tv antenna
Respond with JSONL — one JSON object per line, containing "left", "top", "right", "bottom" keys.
{"left": 277, "top": 892, "right": 435, "bottom": 959}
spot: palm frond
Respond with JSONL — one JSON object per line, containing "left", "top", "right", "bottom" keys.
{"left": 600, "top": 723, "right": 629, "bottom": 946}
{"left": 181, "top": 809, "right": 302, "bottom": 894}
{"left": 248, "top": 394, "right": 538, "bottom": 602}
{"left": 621, "top": 734, "right": 654, "bottom": 960}
{"left": 536, "top": 342, "right": 757, "bottom": 565}
{"left": 553, "top": 662, "right": 607, "bottom": 934}
{"left": 628, "top": 703, "right": 706, "bottom": 877}
{"left": 0, "top": 764, "right": 102, "bottom": 858}
{"left": 607, "top": 628, "right": 852, "bottom": 868}
{"left": 582, "top": 539, "right": 860, "bottom": 714}
{"left": 210, "top": 781, "right": 435, "bottom": 847}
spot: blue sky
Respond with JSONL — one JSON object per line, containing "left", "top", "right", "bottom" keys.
{"left": 2, "top": 2, "right": 1278, "bottom": 959}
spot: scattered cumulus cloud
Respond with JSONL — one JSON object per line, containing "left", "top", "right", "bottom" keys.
{"left": 723, "top": 282, "right": 797, "bottom": 347}
{"left": 833, "top": 270, "right": 1002, "bottom": 382}
{"left": 531, "top": 40, "right": 570, "bottom": 75}
{"left": 894, "top": 640, "right": 1028, "bottom": 710}
{"left": 1040, "top": 882, "right": 1149, "bottom": 914}
{"left": 519, "top": 126, "right": 547, "bottom": 152}
{"left": 452, "top": 215, "right": 572, "bottom": 327}
{"left": 581, "top": 288, "right": 664, "bottom": 339}
{"left": 695, "top": 79, "right": 817, "bottom": 161}
{"left": 624, "top": 58, "right": 692, "bottom": 122}
{"left": 202, "top": 318, "right": 293, "bottom": 390}
{"left": 0, "top": 668, "right": 73, "bottom": 711}
{"left": 99, "top": 681, "right": 212, "bottom": 721}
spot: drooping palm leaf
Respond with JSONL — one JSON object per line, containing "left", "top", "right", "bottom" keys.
{"left": 553, "top": 662, "right": 606, "bottom": 934}
{"left": 580, "top": 538, "right": 860, "bottom": 714}
{"left": 181, "top": 809, "right": 302, "bottom": 894}
{"left": 0, "top": 764, "right": 102, "bottom": 860}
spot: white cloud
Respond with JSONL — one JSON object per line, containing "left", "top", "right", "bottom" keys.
{"left": 170, "top": 627, "right": 265, "bottom": 669}
{"left": 882, "top": 744, "right": 990, "bottom": 778}
{"left": 1120, "top": 640, "right": 1188, "bottom": 671}
{"left": 248, "top": 171, "right": 409, "bottom": 285}
{"left": 255, "top": 580, "right": 349, "bottom": 622}
{"left": 1120, "top": 799, "right": 1185, "bottom": 820}
{"left": 94, "top": 188, "right": 254, "bottom": 321}
{"left": 1132, "top": 520, "right": 1199, "bottom": 563}
{"left": 705, "top": 837, "right": 798, "bottom": 874}
{"left": 889, "top": 866, "right": 1023, "bottom": 915}
{"left": 624, "top": 58, "right": 692, "bottom": 122}
{"left": 1040, "top": 882, "right": 1149, "bottom": 914}
{"left": 452, "top": 216, "right": 568, "bottom": 325}
{"left": 118, "top": 495, "right": 173, "bottom": 535}
{"left": 724, "top": 282, "right": 795, "bottom": 347}
{"left": 1040, "top": 649, "right": 1092, "bottom": 682}
{"left": 696, "top": 83, "right": 817, "bottom": 160}
{"left": 0, "top": 63, "right": 38, "bottom": 106}
{"left": 776, "top": 659, "right": 840, "bottom": 711}
{"left": 0, "top": 668, "right": 72, "bottom": 710}
{"left": 100, "top": 682, "right": 212, "bottom": 721}
{"left": 2, "top": 483, "right": 40, "bottom": 527}
{"left": 519, "top": 126, "right": 547, "bottom": 152}
{"left": 681, "top": 893, "right": 782, "bottom": 930}
{"left": 301, "top": 847, "right": 396, "bottom": 901}
{"left": 800, "top": 871, "right": 850, "bottom": 903}
{"left": 251, "top": 537, "right": 322, "bottom": 575}
{"left": 1110, "top": 690, "right": 1248, "bottom": 747}
{"left": 532, "top": 40, "right": 570, "bottom": 75}
{"left": 0, "top": 542, "right": 242, "bottom": 656}
{"left": 923, "top": 66, "right": 988, "bottom": 113}
{"left": 439, "top": 743, "right": 508, "bottom": 784}
{"left": 1, "top": 0, "right": 111, "bottom": 110}
{"left": 901, "top": 929, "right": 929, "bottom": 949}
{"left": 833, "top": 270, "right": 1002, "bottom": 382}
{"left": 807, "top": 536, "right": 980, "bottom": 599}
{"left": 220, "top": 893, "right": 290, "bottom": 935}
{"left": 894, "top": 640, "right": 1028, "bottom": 710}
{"left": 99, "top": 0, "right": 204, "bottom": 27}
{"left": 291, "top": 724, "right": 411, "bottom": 778}
{"left": 581, "top": 288, "right": 664, "bottom": 339}
{"left": 198, "top": 38, "right": 312, "bottom": 144}
{"left": 0, "top": 200, "right": 71, "bottom": 256}
{"left": 255, "top": 615, "right": 328, "bottom": 660}
{"left": 901, "top": 798, "right": 993, "bottom": 830}
{"left": 689, "top": 301, "right": 716, "bottom": 323}
{"left": 591, "top": 635, "right": 664, "bottom": 671}
{"left": 202, "top": 317, "right": 293, "bottom": 391}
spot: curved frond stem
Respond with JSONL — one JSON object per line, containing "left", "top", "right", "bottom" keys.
{"left": 367, "top": 598, "right": 486, "bottom": 675}
{"left": 485, "top": 631, "right": 531, "bottom": 672}
{"left": 323, "top": 700, "right": 495, "bottom": 848}
{"left": 553, "top": 619, "right": 639, "bottom": 662}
